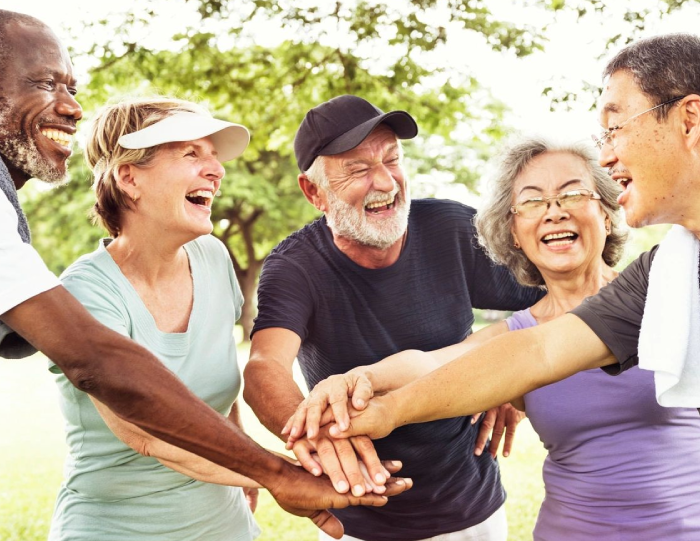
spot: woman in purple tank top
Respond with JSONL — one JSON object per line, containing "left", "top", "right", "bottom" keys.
{"left": 473, "top": 137, "right": 700, "bottom": 540}
{"left": 285, "top": 136, "right": 700, "bottom": 540}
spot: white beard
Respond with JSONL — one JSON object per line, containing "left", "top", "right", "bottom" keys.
{"left": 325, "top": 181, "right": 410, "bottom": 250}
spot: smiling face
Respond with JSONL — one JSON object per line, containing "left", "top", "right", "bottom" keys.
{"left": 597, "top": 70, "right": 691, "bottom": 228}
{"left": 125, "top": 137, "right": 224, "bottom": 243}
{"left": 320, "top": 125, "right": 409, "bottom": 250}
{"left": 0, "top": 21, "right": 82, "bottom": 187}
{"left": 511, "top": 152, "right": 610, "bottom": 280}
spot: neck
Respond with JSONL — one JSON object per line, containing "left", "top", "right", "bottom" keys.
{"left": 532, "top": 258, "right": 617, "bottom": 322}
{"left": 107, "top": 225, "right": 190, "bottom": 285}
{"left": 2, "top": 159, "right": 29, "bottom": 190}
{"left": 332, "top": 230, "right": 406, "bottom": 269}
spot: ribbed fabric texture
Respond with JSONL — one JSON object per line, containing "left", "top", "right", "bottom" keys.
{"left": 0, "top": 157, "right": 30, "bottom": 243}
{"left": 254, "top": 199, "right": 542, "bottom": 541}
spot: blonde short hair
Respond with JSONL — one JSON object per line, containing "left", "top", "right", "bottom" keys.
{"left": 86, "top": 96, "right": 209, "bottom": 237}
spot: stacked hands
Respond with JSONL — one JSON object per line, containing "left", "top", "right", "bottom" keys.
{"left": 282, "top": 368, "right": 525, "bottom": 497}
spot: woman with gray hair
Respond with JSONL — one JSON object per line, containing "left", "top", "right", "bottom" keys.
{"left": 285, "top": 136, "right": 700, "bottom": 540}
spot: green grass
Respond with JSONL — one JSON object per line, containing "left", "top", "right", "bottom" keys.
{"left": 0, "top": 350, "right": 546, "bottom": 541}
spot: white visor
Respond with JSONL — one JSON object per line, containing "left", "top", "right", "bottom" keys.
{"left": 118, "top": 111, "right": 250, "bottom": 163}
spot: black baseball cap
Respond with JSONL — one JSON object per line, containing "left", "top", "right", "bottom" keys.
{"left": 294, "top": 95, "right": 418, "bottom": 172}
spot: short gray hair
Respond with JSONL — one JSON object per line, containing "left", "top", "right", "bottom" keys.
{"left": 476, "top": 136, "right": 628, "bottom": 288}
{"left": 604, "top": 33, "right": 700, "bottom": 121}
{"left": 305, "top": 155, "right": 329, "bottom": 188}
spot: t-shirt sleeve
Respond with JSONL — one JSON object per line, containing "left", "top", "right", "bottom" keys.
{"left": 0, "top": 191, "right": 60, "bottom": 315}
{"left": 463, "top": 211, "right": 543, "bottom": 310}
{"left": 48, "top": 271, "right": 131, "bottom": 374}
{"left": 251, "top": 253, "right": 314, "bottom": 341}
{"left": 0, "top": 191, "right": 60, "bottom": 358}
{"left": 570, "top": 247, "right": 656, "bottom": 375}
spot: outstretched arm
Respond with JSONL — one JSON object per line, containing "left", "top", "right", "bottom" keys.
{"left": 244, "top": 327, "right": 391, "bottom": 497}
{"left": 331, "top": 314, "right": 615, "bottom": 439}
{"left": 90, "top": 395, "right": 261, "bottom": 487}
{"left": 285, "top": 322, "right": 510, "bottom": 442}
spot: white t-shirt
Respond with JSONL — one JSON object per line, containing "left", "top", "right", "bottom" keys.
{"left": 0, "top": 189, "right": 59, "bottom": 357}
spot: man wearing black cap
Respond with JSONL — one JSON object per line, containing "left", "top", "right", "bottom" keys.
{"left": 245, "top": 95, "right": 542, "bottom": 541}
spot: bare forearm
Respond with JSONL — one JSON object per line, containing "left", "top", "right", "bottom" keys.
{"left": 244, "top": 359, "right": 305, "bottom": 438}
{"left": 3, "top": 288, "right": 287, "bottom": 486}
{"left": 356, "top": 350, "right": 440, "bottom": 394}
{"left": 390, "top": 315, "right": 614, "bottom": 427}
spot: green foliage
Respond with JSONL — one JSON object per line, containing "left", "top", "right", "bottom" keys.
{"left": 23, "top": 0, "right": 552, "bottom": 334}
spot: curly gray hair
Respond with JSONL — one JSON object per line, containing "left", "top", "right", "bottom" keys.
{"left": 475, "top": 136, "right": 628, "bottom": 288}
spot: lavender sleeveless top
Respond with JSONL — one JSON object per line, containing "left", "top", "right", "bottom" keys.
{"left": 507, "top": 308, "right": 700, "bottom": 541}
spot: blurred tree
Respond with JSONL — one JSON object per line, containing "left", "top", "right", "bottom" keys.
{"left": 23, "top": 0, "right": 547, "bottom": 337}
{"left": 22, "top": 0, "right": 693, "bottom": 336}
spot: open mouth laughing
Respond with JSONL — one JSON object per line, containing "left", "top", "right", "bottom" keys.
{"left": 365, "top": 193, "right": 397, "bottom": 214}
{"left": 40, "top": 127, "right": 73, "bottom": 150}
{"left": 185, "top": 189, "right": 214, "bottom": 208}
{"left": 541, "top": 231, "right": 578, "bottom": 247}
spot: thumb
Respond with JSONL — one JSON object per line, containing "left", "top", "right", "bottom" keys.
{"left": 310, "top": 509, "right": 344, "bottom": 539}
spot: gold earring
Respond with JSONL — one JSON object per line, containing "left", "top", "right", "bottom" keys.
{"left": 132, "top": 194, "right": 138, "bottom": 203}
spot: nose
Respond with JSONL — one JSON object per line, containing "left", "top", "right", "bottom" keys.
{"left": 55, "top": 88, "right": 83, "bottom": 121}
{"left": 543, "top": 200, "right": 569, "bottom": 223}
{"left": 371, "top": 164, "right": 396, "bottom": 192}
{"left": 598, "top": 140, "right": 617, "bottom": 170}
{"left": 204, "top": 156, "right": 225, "bottom": 187}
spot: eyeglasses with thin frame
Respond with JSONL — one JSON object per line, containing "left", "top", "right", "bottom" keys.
{"left": 510, "top": 189, "right": 602, "bottom": 220}
{"left": 591, "top": 96, "right": 685, "bottom": 150}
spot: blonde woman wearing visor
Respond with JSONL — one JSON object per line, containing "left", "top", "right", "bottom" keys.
{"left": 47, "top": 97, "right": 263, "bottom": 541}
{"left": 286, "top": 137, "right": 700, "bottom": 540}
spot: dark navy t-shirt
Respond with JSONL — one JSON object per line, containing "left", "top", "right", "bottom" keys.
{"left": 253, "top": 198, "right": 542, "bottom": 541}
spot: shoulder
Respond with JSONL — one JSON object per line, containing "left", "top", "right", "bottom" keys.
{"left": 59, "top": 244, "right": 126, "bottom": 307}
{"left": 411, "top": 198, "right": 476, "bottom": 219}
{"left": 188, "top": 234, "right": 230, "bottom": 261}
{"left": 410, "top": 198, "right": 477, "bottom": 233}
{"left": 270, "top": 217, "right": 326, "bottom": 258}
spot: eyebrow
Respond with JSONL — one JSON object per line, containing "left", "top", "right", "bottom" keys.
{"left": 518, "top": 179, "right": 585, "bottom": 196}
{"left": 343, "top": 143, "right": 400, "bottom": 168}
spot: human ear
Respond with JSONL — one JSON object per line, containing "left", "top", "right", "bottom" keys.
{"left": 298, "top": 174, "right": 326, "bottom": 212}
{"left": 115, "top": 164, "right": 139, "bottom": 202}
{"left": 679, "top": 95, "right": 700, "bottom": 149}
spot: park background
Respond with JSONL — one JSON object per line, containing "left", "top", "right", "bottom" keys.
{"left": 2, "top": 0, "right": 699, "bottom": 539}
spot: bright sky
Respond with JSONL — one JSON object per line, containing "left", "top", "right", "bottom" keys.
{"left": 5, "top": 0, "right": 700, "bottom": 203}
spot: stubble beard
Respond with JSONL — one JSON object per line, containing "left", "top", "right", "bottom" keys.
{"left": 325, "top": 181, "right": 410, "bottom": 250}
{"left": 0, "top": 101, "right": 66, "bottom": 184}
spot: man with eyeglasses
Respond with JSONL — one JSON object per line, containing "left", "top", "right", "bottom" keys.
{"left": 325, "top": 34, "right": 700, "bottom": 454}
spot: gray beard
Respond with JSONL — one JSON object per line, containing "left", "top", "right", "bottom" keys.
{"left": 0, "top": 102, "right": 66, "bottom": 184}
{"left": 325, "top": 183, "right": 410, "bottom": 250}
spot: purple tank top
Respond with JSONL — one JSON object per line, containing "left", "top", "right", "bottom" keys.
{"left": 507, "top": 308, "right": 700, "bottom": 541}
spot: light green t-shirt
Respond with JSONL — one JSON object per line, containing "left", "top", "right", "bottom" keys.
{"left": 48, "top": 235, "right": 260, "bottom": 541}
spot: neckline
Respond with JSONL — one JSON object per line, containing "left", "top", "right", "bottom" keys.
{"left": 97, "top": 238, "right": 206, "bottom": 350}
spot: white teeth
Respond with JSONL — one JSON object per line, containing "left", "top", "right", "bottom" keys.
{"left": 186, "top": 190, "right": 213, "bottom": 199}
{"left": 616, "top": 178, "right": 631, "bottom": 187}
{"left": 40, "top": 129, "right": 72, "bottom": 147}
{"left": 543, "top": 232, "right": 575, "bottom": 241}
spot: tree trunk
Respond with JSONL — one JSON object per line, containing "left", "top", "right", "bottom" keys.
{"left": 237, "top": 266, "right": 259, "bottom": 342}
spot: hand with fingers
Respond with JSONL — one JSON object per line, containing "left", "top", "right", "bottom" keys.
{"left": 283, "top": 371, "right": 374, "bottom": 445}
{"left": 290, "top": 424, "right": 397, "bottom": 496}
{"left": 473, "top": 403, "right": 526, "bottom": 458}
{"left": 268, "top": 460, "right": 412, "bottom": 540}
